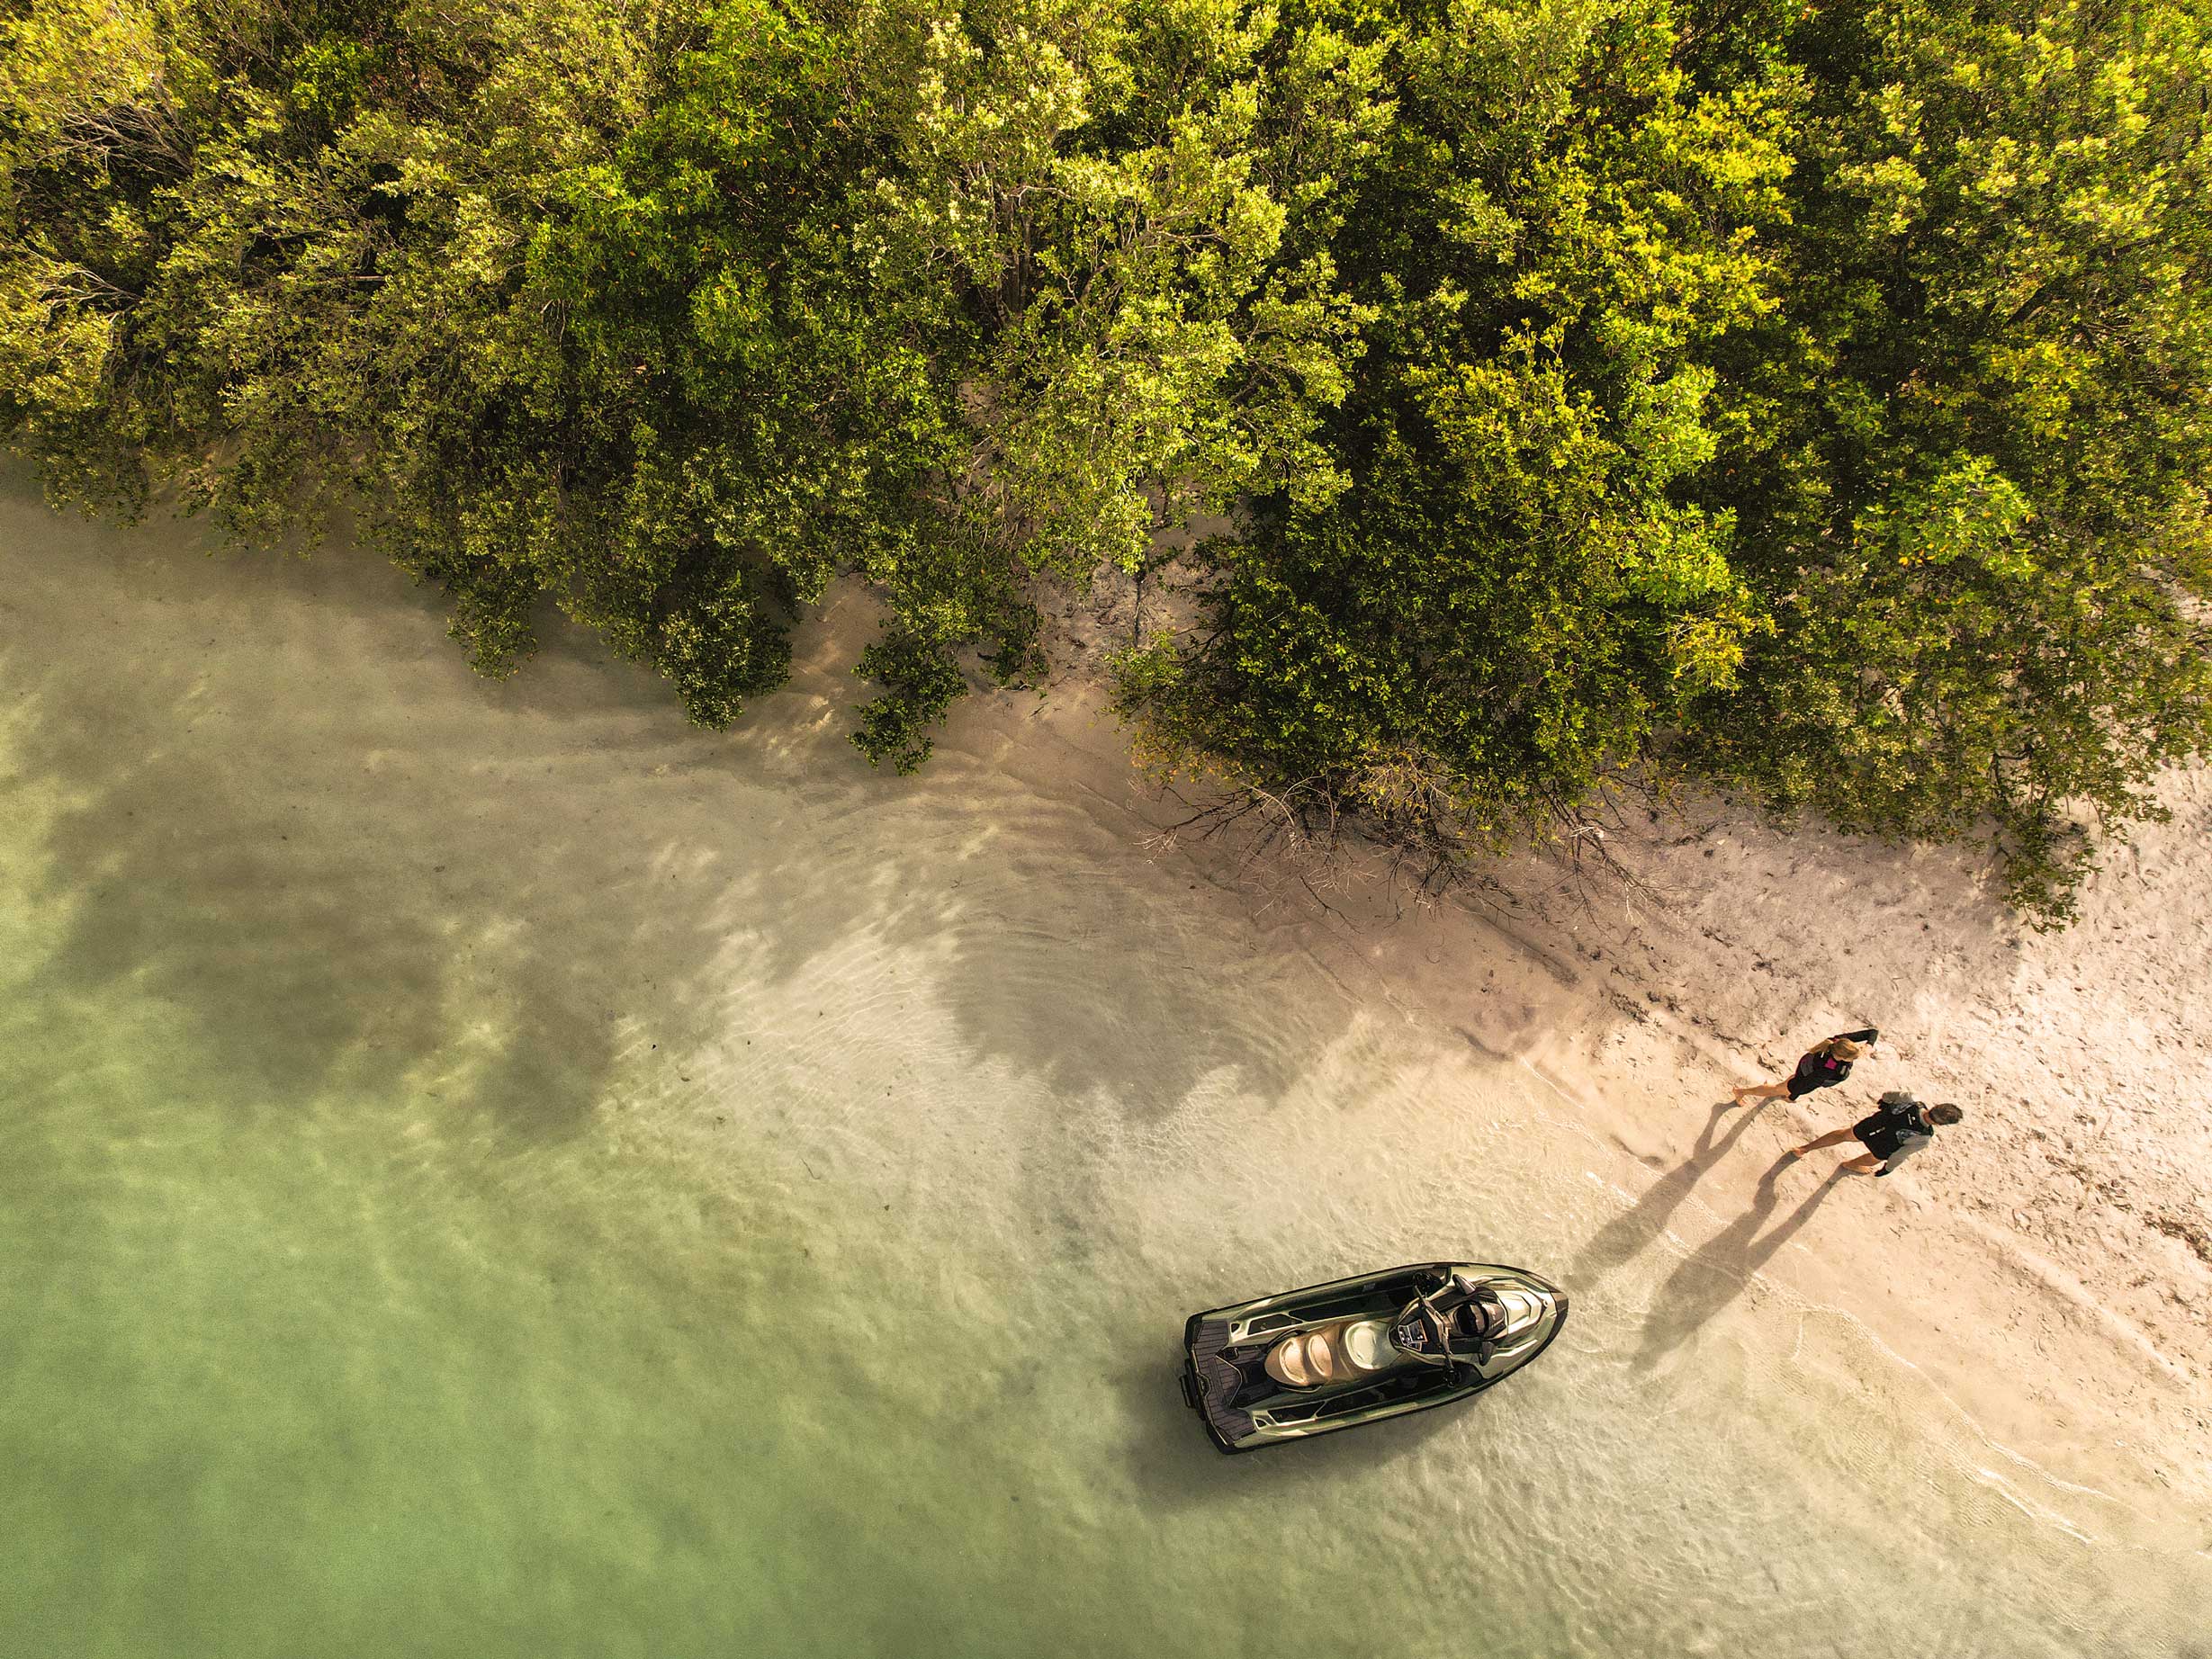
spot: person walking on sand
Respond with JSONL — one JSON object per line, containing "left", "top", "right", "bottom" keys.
{"left": 1790, "top": 1091, "right": 1963, "bottom": 1177}
{"left": 1731, "top": 1028, "right": 1879, "bottom": 1107}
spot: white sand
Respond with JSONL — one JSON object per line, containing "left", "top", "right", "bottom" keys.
{"left": 1024, "top": 561, "right": 2212, "bottom": 1511}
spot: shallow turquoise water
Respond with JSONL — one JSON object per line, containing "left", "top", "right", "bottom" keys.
{"left": 3, "top": 489, "right": 2206, "bottom": 1656}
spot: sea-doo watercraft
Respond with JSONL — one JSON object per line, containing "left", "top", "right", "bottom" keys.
{"left": 1179, "top": 1261, "right": 1567, "bottom": 1453}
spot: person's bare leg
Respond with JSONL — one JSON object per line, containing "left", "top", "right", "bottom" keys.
{"left": 1839, "top": 1153, "right": 1882, "bottom": 1176}
{"left": 1731, "top": 1081, "right": 1790, "bottom": 1106}
{"left": 1787, "top": 1126, "right": 1857, "bottom": 1159}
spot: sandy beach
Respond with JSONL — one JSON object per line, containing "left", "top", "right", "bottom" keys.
{"left": 1033, "top": 558, "right": 2212, "bottom": 1512}
{"left": 5, "top": 477, "right": 2208, "bottom": 1654}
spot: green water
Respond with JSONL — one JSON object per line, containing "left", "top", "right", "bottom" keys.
{"left": 3, "top": 489, "right": 2206, "bottom": 1656}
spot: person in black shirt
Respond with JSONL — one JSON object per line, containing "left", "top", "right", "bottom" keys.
{"left": 1789, "top": 1092, "right": 1964, "bottom": 1176}
{"left": 1731, "top": 1028, "right": 1879, "bottom": 1107}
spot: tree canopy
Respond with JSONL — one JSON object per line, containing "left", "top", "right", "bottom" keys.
{"left": 4, "top": 0, "right": 2208, "bottom": 920}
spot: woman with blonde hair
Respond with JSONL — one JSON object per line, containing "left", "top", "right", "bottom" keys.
{"left": 1731, "top": 1027, "right": 1879, "bottom": 1107}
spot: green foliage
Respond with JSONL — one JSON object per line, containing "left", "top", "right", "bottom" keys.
{"left": 1118, "top": 0, "right": 1795, "bottom": 866}
{"left": 1115, "top": 0, "right": 2212, "bottom": 918}
{"left": 850, "top": 629, "right": 973, "bottom": 773}
{"left": 0, "top": 0, "right": 1357, "bottom": 740}
{"left": 1685, "top": 0, "right": 2212, "bottom": 922}
{"left": 4, "top": 0, "right": 2208, "bottom": 920}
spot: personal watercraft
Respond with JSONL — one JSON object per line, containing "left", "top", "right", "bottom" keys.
{"left": 1179, "top": 1261, "right": 1568, "bottom": 1453}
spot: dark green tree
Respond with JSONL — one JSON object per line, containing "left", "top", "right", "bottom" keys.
{"left": 1690, "top": 0, "right": 2212, "bottom": 921}
{"left": 1115, "top": 0, "right": 1798, "bottom": 872}
{"left": 6, "top": 0, "right": 2207, "bottom": 919}
{"left": 0, "top": 0, "right": 1362, "bottom": 766}
{"left": 1116, "top": 0, "right": 2212, "bottom": 920}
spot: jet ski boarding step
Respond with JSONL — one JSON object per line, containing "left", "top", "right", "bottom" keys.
{"left": 1183, "top": 1313, "right": 1254, "bottom": 1448}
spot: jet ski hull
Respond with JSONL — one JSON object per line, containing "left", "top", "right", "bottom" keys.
{"left": 1180, "top": 1262, "right": 1568, "bottom": 1453}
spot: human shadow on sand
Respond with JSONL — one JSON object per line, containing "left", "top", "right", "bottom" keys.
{"left": 1570, "top": 1099, "right": 1775, "bottom": 1287}
{"left": 1632, "top": 1160, "right": 1848, "bottom": 1370}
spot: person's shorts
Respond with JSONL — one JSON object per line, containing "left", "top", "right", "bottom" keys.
{"left": 1785, "top": 1073, "right": 1827, "bottom": 1100}
{"left": 1852, "top": 1112, "right": 1901, "bottom": 1159}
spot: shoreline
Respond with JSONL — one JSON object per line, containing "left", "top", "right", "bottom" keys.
{"left": 967, "top": 585, "right": 2212, "bottom": 1522}
{"left": 9, "top": 472, "right": 2206, "bottom": 1546}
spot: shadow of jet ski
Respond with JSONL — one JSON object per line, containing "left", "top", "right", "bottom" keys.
{"left": 1180, "top": 1262, "right": 1568, "bottom": 1454}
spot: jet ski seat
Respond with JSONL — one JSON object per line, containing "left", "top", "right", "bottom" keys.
{"left": 1262, "top": 1279, "right": 1524, "bottom": 1390}
{"left": 1263, "top": 1316, "right": 1401, "bottom": 1389}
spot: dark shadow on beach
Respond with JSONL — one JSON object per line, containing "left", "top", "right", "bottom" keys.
{"left": 1632, "top": 1161, "right": 1849, "bottom": 1370}
{"left": 1570, "top": 1100, "right": 1774, "bottom": 1287}
{"left": 0, "top": 477, "right": 1349, "bottom": 1164}
{"left": 0, "top": 497, "right": 754, "bottom": 1140}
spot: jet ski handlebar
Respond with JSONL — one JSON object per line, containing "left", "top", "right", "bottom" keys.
{"left": 1395, "top": 1280, "right": 1503, "bottom": 1378}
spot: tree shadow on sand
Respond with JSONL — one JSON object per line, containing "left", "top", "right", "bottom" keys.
{"left": 0, "top": 503, "right": 759, "bottom": 1140}
{"left": 1632, "top": 1159, "right": 1850, "bottom": 1371}
{"left": 1, "top": 480, "right": 1352, "bottom": 1159}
